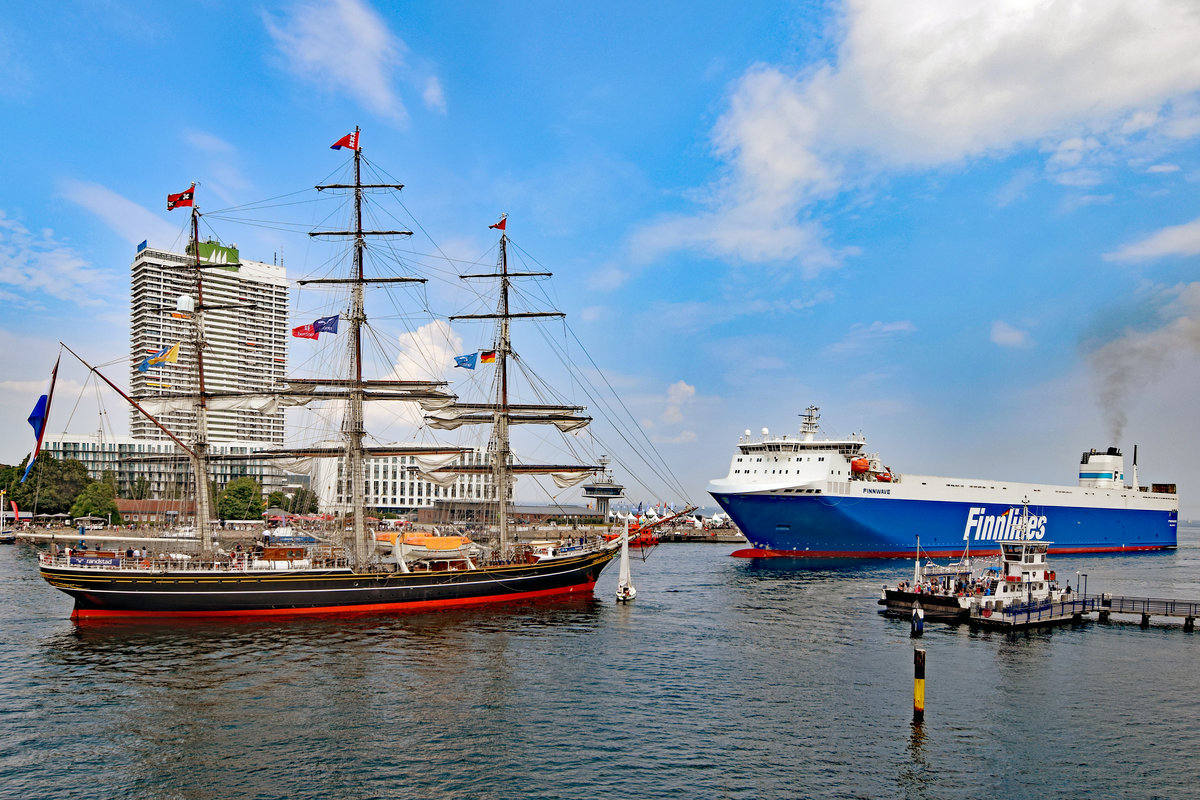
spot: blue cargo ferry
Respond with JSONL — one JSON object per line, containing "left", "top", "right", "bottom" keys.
{"left": 708, "top": 407, "right": 1178, "bottom": 559}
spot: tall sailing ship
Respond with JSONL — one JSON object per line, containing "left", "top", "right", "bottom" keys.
{"left": 37, "top": 129, "right": 630, "bottom": 618}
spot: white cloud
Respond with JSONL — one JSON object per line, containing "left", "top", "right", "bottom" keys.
{"left": 828, "top": 320, "right": 916, "bottom": 353}
{"left": 1060, "top": 193, "right": 1114, "bottom": 213}
{"left": 422, "top": 76, "right": 446, "bottom": 114}
{"left": 991, "top": 320, "right": 1032, "bottom": 348}
{"left": 651, "top": 430, "right": 698, "bottom": 445}
{"left": 587, "top": 264, "right": 631, "bottom": 291}
{"left": 264, "top": 0, "right": 445, "bottom": 125}
{"left": 181, "top": 131, "right": 252, "bottom": 205}
{"left": 645, "top": 291, "right": 835, "bottom": 336}
{"left": 635, "top": 0, "right": 1200, "bottom": 268}
{"left": 185, "top": 131, "right": 235, "bottom": 154}
{"left": 388, "top": 319, "right": 462, "bottom": 383}
{"left": 264, "top": 0, "right": 410, "bottom": 122}
{"left": 0, "top": 210, "right": 119, "bottom": 306}
{"left": 59, "top": 180, "right": 181, "bottom": 250}
{"left": 360, "top": 319, "right": 463, "bottom": 435}
{"left": 662, "top": 380, "right": 695, "bottom": 425}
{"left": 1052, "top": 168, "right": 1105, "bottom": 188}
{"left": 1046, "top": 137, "right": 1101, "bottom": 169}
{"left": 1104, "top": 216, "right": 1200, "bottom": 262}
{"left": 996, "top": 168, "right": 1037, "bottom": 208}
{"left": 0, "top": 27, "right": 32, "bottom": 100}
{"left": 1146, "top": 163, "right": 1181, "bottom": 173}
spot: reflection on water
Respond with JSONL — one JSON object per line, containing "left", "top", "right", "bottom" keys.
{"left": 2, "top": 529, "right": 1200, "bottom": 799}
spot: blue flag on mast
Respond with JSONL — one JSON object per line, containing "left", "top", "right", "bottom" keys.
{"left": 22, "top": 355, "right": 60, "bottom": 483}
{"left": 454, "top": 353, "right": 478, "bottom": 370}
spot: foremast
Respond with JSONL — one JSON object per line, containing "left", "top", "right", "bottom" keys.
{"left": 187, "top": 200, "right": 215, "bottom": 551}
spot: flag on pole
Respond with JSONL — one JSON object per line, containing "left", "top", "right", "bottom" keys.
{"left": 489, "top": 214, "right": 507, "bottom": 231}
{"left": 292, "top": 324, "right": 318, "bottom": 340}
{"left": 479, "top": 350, "right": 497, "bottom": 363}
{"left": 167, "top": 184, "right": 195, "bottom": 210}
{"left": 21, "top": 355, "right": 60, "bottom": 483}
{"left": 136, "top": 343, "right": 180, "bottom": 373}
{"left": 313, "top": 314, "right": 340, "bottom": 334}
{"left": 453, "top": 353, "right": 478, "bottom": 370}
{"left": 330, "top": 131, "right": 360, "bottom": 151}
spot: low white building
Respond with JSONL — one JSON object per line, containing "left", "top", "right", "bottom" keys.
{"left": 310, "top": 445, "right": 496, "bottom": 515}
{"left": 42, "top": 433, "right": 286, "bottom": 498}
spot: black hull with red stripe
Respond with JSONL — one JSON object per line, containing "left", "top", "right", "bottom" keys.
{"left": 40, "top": 548, "right": 617, "bottom": 619}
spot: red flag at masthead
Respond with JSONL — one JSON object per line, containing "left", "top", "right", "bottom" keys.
{"left": 167, "top": 184, "right": 195, "bottom": 211}
{"left": 489, "top": 214, "right": 507, "bottom": 231}
{"left": 330, "top": 131, "right": 360, "bottom": 151}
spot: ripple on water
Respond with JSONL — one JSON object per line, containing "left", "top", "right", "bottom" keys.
{"left": 3, "top": 534, "right": 1200, "bottom": 798}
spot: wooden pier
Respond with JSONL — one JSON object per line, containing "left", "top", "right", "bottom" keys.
{"left": 1094, "top": 594, "right": 1200, "bottom": 630}
{"left": 965, "top": 594, "right": 1200, "bottom": 631}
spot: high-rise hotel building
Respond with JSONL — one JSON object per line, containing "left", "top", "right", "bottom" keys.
{"left": 130, "top": 240, "right": 289, "bottom": 444}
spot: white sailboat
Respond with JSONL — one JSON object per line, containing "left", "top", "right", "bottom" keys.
{"left": 616, "top": 515, "right": 636, "bottom": 602}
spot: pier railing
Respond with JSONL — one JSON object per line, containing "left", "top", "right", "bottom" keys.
{"left": 1098, "top": 595, "right": 1200, "bottom": 619}
{"left": 970, "top": 598, "right": 1096, "bottom": 627}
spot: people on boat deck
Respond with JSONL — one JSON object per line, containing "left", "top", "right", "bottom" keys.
{"left": 900, "top": 575, "right": 1000, "bottom": 597}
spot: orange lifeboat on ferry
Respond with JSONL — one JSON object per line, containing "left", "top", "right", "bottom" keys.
{"left": 876, "top": 471, "right": 893, "bottom": 482}
{"left": 850, "top": 458, "right": 870, "bottom": 474}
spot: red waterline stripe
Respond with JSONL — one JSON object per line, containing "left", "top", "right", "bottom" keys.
{"left": 71, "top": 580, "right": 598, "bottom": 620}
{"left": 730, "top": 544, "right": 1175, "bottom": 559}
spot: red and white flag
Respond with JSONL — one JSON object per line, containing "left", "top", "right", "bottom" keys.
{"left": 291, "top": 324, "right": 318, "bottom": 340}
{"left": 489, "top": 214, "right": 507, "bottom": 231}
{"left": 330, "top": 131, "right": 360, "bottom": 151}
{"left": 167, "top": 184, "right": 195, "bottom": 211}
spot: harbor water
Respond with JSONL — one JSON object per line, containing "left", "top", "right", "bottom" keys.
{"left": 2, "top": 526, "right": 1199, "bottom": 799}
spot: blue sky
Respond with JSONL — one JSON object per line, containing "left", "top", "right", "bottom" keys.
{"left": 2, "top": 1, "right": 1199, "bottom": 516}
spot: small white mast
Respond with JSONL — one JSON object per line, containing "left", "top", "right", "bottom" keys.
{"left": 616, "top": 514, "right": 635, "bottom": 602}
{"left": 799, "top": 406, "right": 820, "bottom": 442}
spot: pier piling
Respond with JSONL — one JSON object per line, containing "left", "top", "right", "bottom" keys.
{"left": 913, "top": 649, "right": 926, "bottom": 723}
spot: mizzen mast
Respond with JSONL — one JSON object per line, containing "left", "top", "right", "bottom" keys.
{"left": 449, "top": 219, "right": 595, "bottom": 554}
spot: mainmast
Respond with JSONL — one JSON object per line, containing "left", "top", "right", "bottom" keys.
{"left": 311, "top": 127, "right": 417, "bottom": 568}
{"left": 347, "top": 135, "right": 368, "bottom": 565}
